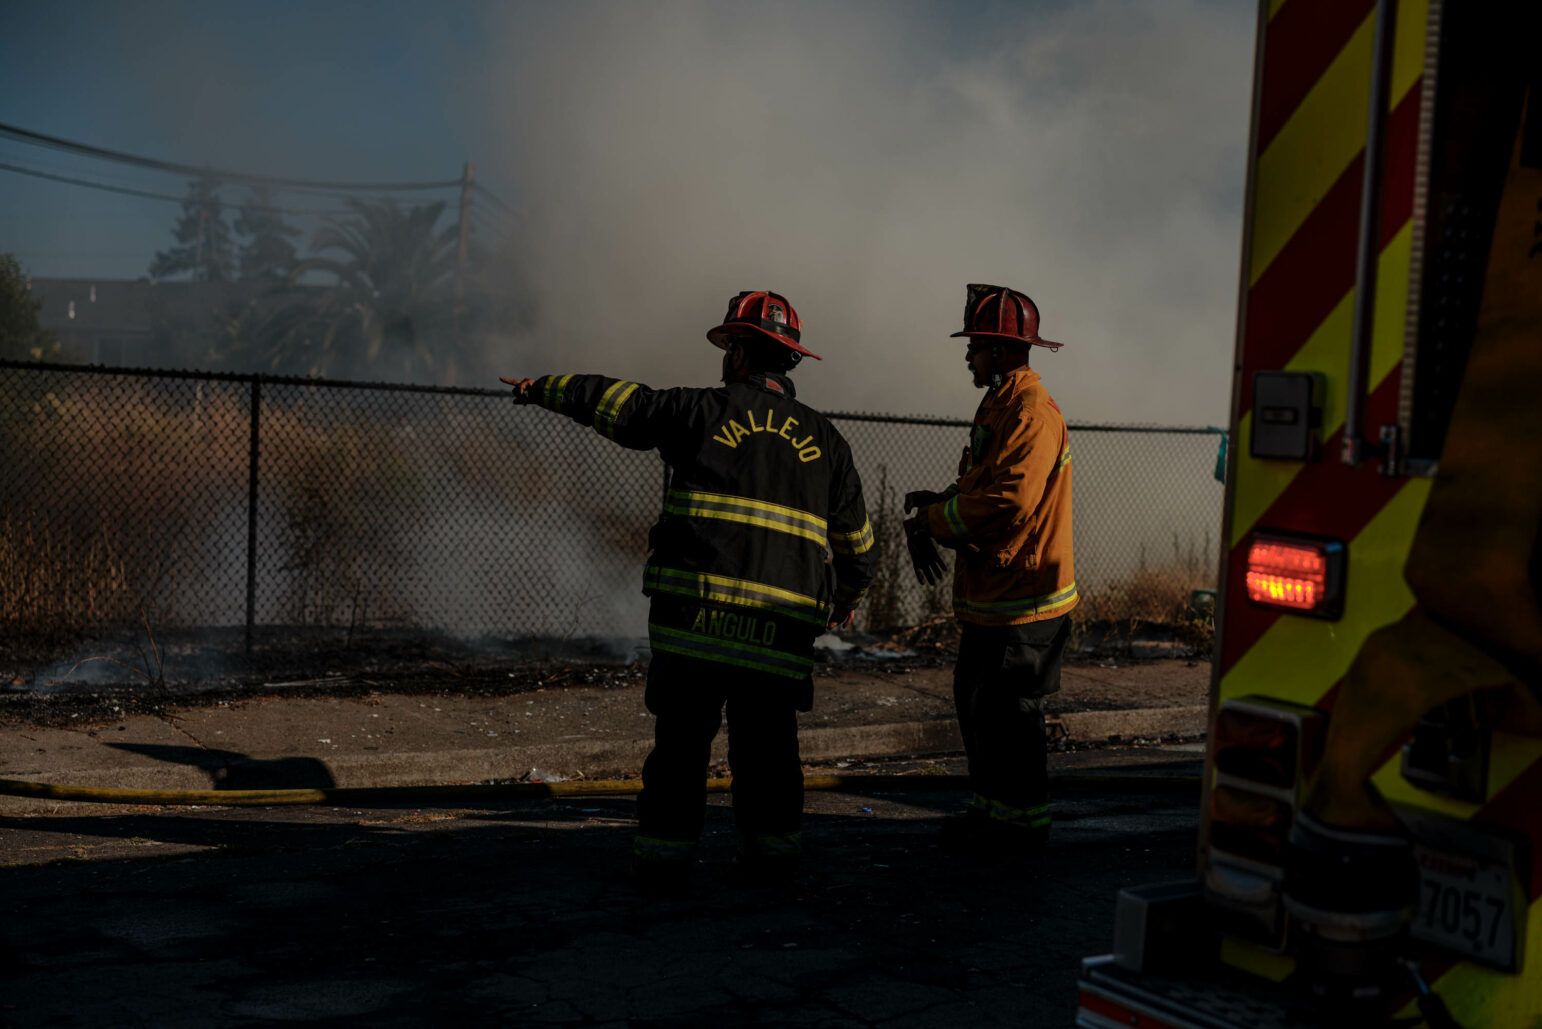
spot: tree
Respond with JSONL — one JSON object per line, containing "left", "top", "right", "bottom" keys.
{"left": 0, "top": 254, "right": 66, "bottom": 362}
{"left": 233, "top": 184, "right": 301, "bottom": 282}
{"left": 149, "top": 174, "right": 234, "bottom": 282}
{"left": 266, "top": 197, "right": 462, "bottom": 380}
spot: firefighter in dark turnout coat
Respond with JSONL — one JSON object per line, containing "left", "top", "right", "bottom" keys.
{"left": 504, "top": 291, "right": 877, "bottom": 887}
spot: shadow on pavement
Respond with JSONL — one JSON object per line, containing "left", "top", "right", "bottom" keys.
{"left": 107, "top": 741, "right": 337, "bottom": 789}
{"left": 0, "top": 794, "right": 1200, "bottom": 1026}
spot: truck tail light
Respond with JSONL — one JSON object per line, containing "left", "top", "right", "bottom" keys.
{"left": 1206, "top": 697, "right": 1325, "bottom": 869}
{"left": 1213, "top": 706, "right": 1298, "bottom": 789}
{"left": 1244, "top": 533, "right": 1345, "bottom": 619}
{"left": 1210, "top": 697, "right": 1326, "bottom": 800}
{"left": 1209, "top": 785, "right": 1292, "bottom": 865}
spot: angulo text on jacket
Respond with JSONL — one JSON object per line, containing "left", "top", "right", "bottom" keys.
{"left": 691, "top": 606, "right": 779, "bottom": 646}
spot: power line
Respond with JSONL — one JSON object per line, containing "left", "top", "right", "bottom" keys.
{"left": 472, "top": 181, "right": 513, "bottom": 212}
{"left": 468, "top": 203, "right": 513, "bottom": 231}
{"left": 0, "top": 120, "right": 464, "bottom": 193}
{"left": 469, "top": 217, "right": 511, "bottom": 244}
{"left": 469, "top": 207, "right": 505, "bottom": 229}
{"left": 0, "top": 138, "right": 377, "bottom": 206}
{"left": 12, "top": 250, "right": 152, "bottom": 260}
{"left": 0, "top": 159, "right": 357, "bottom": 217}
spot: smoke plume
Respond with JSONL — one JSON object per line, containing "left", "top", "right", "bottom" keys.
{"left": 474, "top": 0, "right": 1253, "bottom": 425}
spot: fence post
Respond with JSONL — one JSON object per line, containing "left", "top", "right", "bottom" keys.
{"left": 245, "top": 376, "right": 262, "bottom": 658}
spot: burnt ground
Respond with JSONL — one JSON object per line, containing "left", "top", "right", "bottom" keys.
{"left": 0, "top": 617, "right": 1209, "bottom": 730}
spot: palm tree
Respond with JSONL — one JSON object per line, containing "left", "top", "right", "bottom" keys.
{"left": 264, "top": 198, "right": 463, "bottom": 381}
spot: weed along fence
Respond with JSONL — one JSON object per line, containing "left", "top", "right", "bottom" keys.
{"left": 1, "top": 360, "right": 1225, "bottom": 659}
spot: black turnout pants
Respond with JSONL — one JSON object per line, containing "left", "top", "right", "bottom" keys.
{"left": 953, "top": 615, "right": 1070, "bottom": 821}
{"left": 636, "top": 650, "right": 807, "bottom": 858}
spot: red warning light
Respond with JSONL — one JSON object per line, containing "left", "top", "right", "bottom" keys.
{"left": 1244, "top": 534, "right": 1344, "bottom": 618}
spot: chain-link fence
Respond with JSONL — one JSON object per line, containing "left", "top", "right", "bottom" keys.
{"left": 1, "top": 360, "right": 1224, "bottom": 658}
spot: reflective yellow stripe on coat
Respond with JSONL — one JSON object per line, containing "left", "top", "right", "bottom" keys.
{"left": 663, "top": 490, "right": 827, "bottom": 547}
{"left": 644, "top": 565, "right": 827, "bottom": 625}
{"left": 830, "top": 519, "right": 874, "bottom": 556}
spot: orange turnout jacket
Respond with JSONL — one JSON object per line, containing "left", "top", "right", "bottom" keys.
{"left": 926, "top": 367, "right": 1076, "bottom": 626}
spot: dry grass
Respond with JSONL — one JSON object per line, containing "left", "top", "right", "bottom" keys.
{"left": 2, "top": 374, "right": 1217, "bottom": 655}
{"left": 1, "top": 381, "right": 243, "bottom": 645}
{"left": 1075, "top": 563, "right": 1214, "bottom": 626}
{"left": 1075, "top": 527, "right": 1216, "bottom": 635}
{"left": 0, "top": 516, "right": 143, "bottom": 643}
{"left": 1, "top": 375, "right": 660, "bottom": 645}
{"left": 862, "top": 466, "right": 907, "bottom": 630}
{"left": 1072, "top": 558, "right": 1216, "bottom": 656}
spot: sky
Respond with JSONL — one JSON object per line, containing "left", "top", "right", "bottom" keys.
{"left": 0, "top": 0, "right": 1256, "bottom": 425}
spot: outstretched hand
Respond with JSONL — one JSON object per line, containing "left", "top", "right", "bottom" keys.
{"left": 500, "top": 377, "right": 537, "bottom": 404}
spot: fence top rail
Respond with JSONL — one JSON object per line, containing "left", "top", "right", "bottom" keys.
{"left": 0, "top": 359, "right": 1221, "bottom": 433}
{"left": 826, "top": 411, "right": 1221, "bottom": 434}
{"left": 0, "top": 359, "right": 510, "bottom": 397}
{"left": 1062, "top": 424, "right": 1222, "bottom": 435}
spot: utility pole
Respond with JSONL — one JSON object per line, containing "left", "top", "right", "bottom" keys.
{"left": 455, "top": 162, "right": 474, "bottom": 303}
{"left": 451, "top": 161, "right": 475, "bottom": 386}
{"left": 194, "top": 208, "right": 206, "bottom": 283}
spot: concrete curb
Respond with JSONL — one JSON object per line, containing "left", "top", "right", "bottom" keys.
{"left": 0, "top": 706, "right": 1205, "bottom": 814}
{"left": 1055, "top": 705, "right": 1208, "bottom": 742}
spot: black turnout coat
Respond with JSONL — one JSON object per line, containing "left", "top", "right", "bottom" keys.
{"left": 528, "top": 370, "right": 877, "bottom": 683}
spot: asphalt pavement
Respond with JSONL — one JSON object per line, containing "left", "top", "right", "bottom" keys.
{"left": 0, "top": 659, "right": 1208, "bottom": 1027}
{"left": 0, "top": 758, "right": 1202, "bottom": 1027}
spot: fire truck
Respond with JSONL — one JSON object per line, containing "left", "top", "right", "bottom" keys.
{"left": 1076, "top": 1, "right": 1541, "bottom": 1026}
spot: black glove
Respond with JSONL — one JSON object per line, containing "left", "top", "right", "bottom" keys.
{"left": 904, "top": 490, "right": 946, "bottom": 513}
{"left": 903, "top": 511, "right": 947, "bottom": 586}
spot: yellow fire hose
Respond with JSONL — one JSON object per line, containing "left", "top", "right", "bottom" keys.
{"left": 0, "top": 772, "right": 1198, "bottom": 808}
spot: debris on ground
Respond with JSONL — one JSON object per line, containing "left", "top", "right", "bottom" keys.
{"left": 882, "top": 615, "right": 961, "bottom": 659}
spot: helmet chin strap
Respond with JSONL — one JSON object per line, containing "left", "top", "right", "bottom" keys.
{"left": 988, "top": 344, "right": 1005, "bottom": 390}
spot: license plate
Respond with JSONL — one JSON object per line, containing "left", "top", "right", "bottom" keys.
{"left": 1411, "top": 843, "right": 1520, "bottom": 970}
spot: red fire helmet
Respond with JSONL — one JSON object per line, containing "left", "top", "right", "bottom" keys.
{"left": 949, "top": 283, "right": 1064, "bottom": 350}
{"left": 706, "top": 290, "right": 822, "bottom": 360}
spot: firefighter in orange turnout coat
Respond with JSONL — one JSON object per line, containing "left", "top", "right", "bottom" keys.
{"left": 905, "top": 284, "right": 1076, "bottom": 852}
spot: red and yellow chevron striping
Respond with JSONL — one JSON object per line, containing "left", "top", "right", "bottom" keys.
{"left": 1221, "top": 0, "right": 1430, "bottom": 696}
{"left": 1255, "top": 0, "right": 1377, "bottom": 153}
